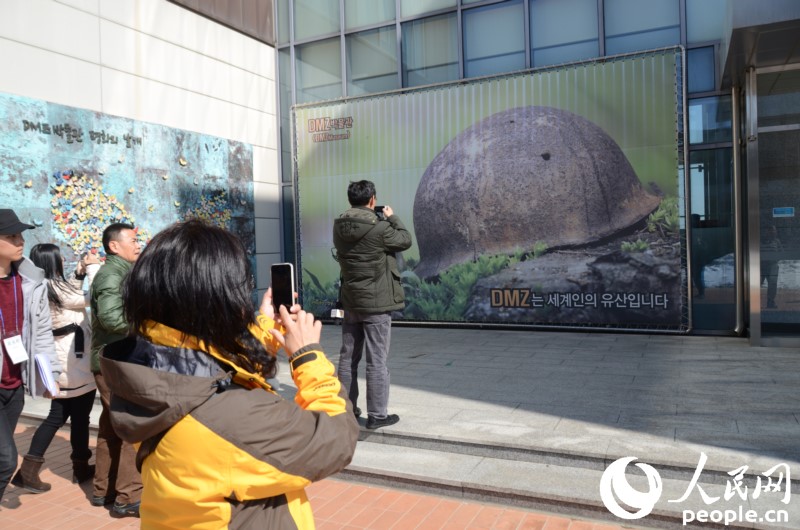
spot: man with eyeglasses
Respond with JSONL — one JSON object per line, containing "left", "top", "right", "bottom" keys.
{"left": 89, "top": 223, "right": 142, "bottom": 517}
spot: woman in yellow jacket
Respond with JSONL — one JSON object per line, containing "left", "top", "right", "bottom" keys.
{"left": 102, "top": 220, "right": 359, "bottom": 529}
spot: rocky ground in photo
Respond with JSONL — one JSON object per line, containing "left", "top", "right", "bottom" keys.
{"left": 464, "top": 227, "right": 684, "bottom": 326}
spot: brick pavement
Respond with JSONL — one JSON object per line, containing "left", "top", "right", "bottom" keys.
{"left": 0, "top": 420, "right": 629, "bottom": 530}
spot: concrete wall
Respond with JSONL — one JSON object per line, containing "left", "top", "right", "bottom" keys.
{"left": 0, "top": 0, "right": 281, "bottom": 296}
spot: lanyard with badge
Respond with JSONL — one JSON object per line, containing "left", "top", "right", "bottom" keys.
{"left": 0, "top": 275, "right": 29, "bottom": 365}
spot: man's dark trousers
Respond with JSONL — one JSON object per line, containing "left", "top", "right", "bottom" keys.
{"left": 338, "top": 311, "right": 392, "bottom": 419}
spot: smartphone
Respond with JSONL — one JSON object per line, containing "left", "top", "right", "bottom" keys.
{"left": 271, "top": 263, "right": 295, "bottom": 311}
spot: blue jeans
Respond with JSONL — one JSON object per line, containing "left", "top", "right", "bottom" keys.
{"left": 0, "top": 385, "right": 24, "bottom": 501}
{"left": 337, "top": 311, "right": 392, "bottom": 419}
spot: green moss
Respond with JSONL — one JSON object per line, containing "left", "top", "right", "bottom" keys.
{"left": 621, "top": 239, "right": 650, "bottom": 252}
{"left": 646, "top": 197, "right": 679, "bottom": 236}
{"left": 405, "top": 244, "right": 547, "bottom": 321}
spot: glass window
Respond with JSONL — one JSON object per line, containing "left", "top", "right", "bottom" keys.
{"left": 463, "top": 0, "right": 525, "bottom": 78}
{"left": 530, "top": 0, "right": 599, "bottom": 67}
{"left": 276, "top": 0, "right": 290, "bottom": 45}
{"left": 688, "top": 96, "right": 732, "bottom": 145}
{"left": 689, "top": 148, "right": 736, "bottom": 331}
{"left": 462, "top": 0, "right": 484, "bottom": 4}
{"left": 756, "top": 74, "right": 800, "bottom": 334}
{"left": 402, "top": 13, "right": 458, "bottom": 87}
{"left": 279, "top": 49, "right": 293, "bottom": 183}
{"left": 281, "top": 185, "right": 296, "bottom": 263}
{"left": 345, "top": 0, "right": 395, "bottom": 30}
{"left": 346, "top": 26, "right": 400, "bottom": 95}
{"left": 295, "top": 38, "right": 342, "bottom": 103}
{"left": 758, "top": 129, "right": 800, "bottom": 327}
{"left": 604, "top": 0, "right": 679, "bottom": 55}
{"left": 687, "top": 46, "right": 715, "bottom": 94}
{"left": 401, "top": 0, "right": 456, "bottom": 19}
{"left": 686, "top": 0, "right": 726, "bottom": 44}
{"left": 294, "top": 0, "right": 340, "bottom": 41}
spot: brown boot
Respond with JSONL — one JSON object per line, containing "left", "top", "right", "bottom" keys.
{"left": 72, "top": 459, "right": 95, "bottom": 484}
{"left": 11, "top": 454, "right": 52, "bottom": 493}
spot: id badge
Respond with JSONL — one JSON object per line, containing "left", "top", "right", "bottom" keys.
{"left": 3, "top": 334, "right": 29, "bottom": 364}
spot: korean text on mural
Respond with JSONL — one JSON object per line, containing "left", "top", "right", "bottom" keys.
{"left": 22, "top": 120, "right": 142, "bottom": 147}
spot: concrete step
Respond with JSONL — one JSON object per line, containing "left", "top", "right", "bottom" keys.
{"left": 344, "top": 440, "right": 800, "bottom": 530}
{"left": 357, "top": 421, "right": 800, "bottom": 489}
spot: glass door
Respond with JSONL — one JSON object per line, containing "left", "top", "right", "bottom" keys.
{"left": 749, "top": 66, "right": 800, "bottom": 345}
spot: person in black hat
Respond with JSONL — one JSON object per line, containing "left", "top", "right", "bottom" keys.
{"left": 11, "top": 244, "right": 101, "bottom": 494}
{"left": 0, "top": 209, "right": 56, "bottom": 503}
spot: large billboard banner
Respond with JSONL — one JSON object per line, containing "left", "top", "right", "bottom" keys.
{"left": 295, "top": 48, "right": 685, "bottom": 330}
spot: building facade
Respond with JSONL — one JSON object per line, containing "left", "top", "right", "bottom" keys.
{"left": 1, "top": 1, "right": 798, "bottom": 345}
{"left": 275, "top": 0, "right": 800, "bottom": 346}
{"left": 0, "top": 0, "right": 282, "bottom": 300}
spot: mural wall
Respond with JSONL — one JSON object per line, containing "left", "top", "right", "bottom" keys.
{"left": 0, "top": 92, "right": 255, "bottom": 271}
{"left": 294, "top": 49, "right": 685, "bottom": 330}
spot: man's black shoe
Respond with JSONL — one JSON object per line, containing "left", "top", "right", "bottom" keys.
{"left": 112, "top": 501, "right": 141, "bottom": 518}
{"left": 366, "top": 414, "right": 399, "bottom": 430}
{"left": 90, "top": 494, "right": 115, "bottom": 506}
{"left": 354, "top": 407, "right": 362, "bottom": 417}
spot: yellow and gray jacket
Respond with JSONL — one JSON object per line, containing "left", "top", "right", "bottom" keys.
{"left": 100, "top": 316, "right": 359, "bottom": 530}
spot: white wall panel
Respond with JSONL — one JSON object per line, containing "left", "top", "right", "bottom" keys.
{"left": 253, "top": 146, "right": 280, "bottom": 184}
{"left": 55, "top": 0, "right": 100, "bottom": 15}
{"left": 99, "top": 0, "right": 275, "bottom": 79}
{"left": 99, "top": 20, "right": 273, "bottom": 112}
{"left": 0, "top": 0, "right": 100, "bottom": 63}
{"left": 262, "top": 147, "right": 279, "bottom": 182}
{"left": 254, "top": 182, "right": 281, "bottom": 218}
{"left": 101, "top": 68, "right": 272, "bottom": 148}
{"left": 256, "top": 218, "right": 282, "bottom": 253}
{"left": 0, "top": 39, "right": 102, "bottom": 110}
{"left": 257, "top": 114, "right": 278, "bottom": 150}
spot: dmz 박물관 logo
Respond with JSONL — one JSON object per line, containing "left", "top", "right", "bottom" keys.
{"left": 600, "top": 453, "right": 791, "bottom": 526}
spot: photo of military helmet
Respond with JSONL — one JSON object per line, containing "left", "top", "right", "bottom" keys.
{"left": 413, "top": 105, "right": 662, "bottom": 279}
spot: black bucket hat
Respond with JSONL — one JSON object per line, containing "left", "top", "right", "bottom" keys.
{"left": 0, "top": 209, "right": 36, "bottom": 235}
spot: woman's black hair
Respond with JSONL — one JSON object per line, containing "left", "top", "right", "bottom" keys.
{"left": 29, "top": 243, "right": 68, "bottom": 309}
{"left": 122, "top": 219, "right": 274, "bottom": 378}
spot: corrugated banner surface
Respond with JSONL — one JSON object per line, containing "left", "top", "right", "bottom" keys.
{"left": 295, "top": 48, "right": 685, "bottom": 329}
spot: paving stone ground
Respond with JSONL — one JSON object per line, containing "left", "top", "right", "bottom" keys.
{"left": 0, "top": 421, "right": 628, "bottom": 530}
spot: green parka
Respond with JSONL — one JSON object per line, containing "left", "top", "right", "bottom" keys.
{"left": 89, "top": 254, "right": 132, "bottom": 373}
{"left": 333, "top": 206, "right": 413, "bottom": 314}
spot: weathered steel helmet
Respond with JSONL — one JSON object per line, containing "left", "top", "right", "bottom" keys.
{"left": 413, "top": 106, "right": 661, "bottom": 278}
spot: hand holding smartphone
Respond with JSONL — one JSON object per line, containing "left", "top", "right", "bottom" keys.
{"left": 271, "top": 263, "right": 295, "bottom": 311}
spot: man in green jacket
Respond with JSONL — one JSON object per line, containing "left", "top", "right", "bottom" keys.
{"left": 333, "top": 180, "right": 412, "bottom": 430}
{"left": 89, "top": 222, "right": 142, "bottom": 517}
